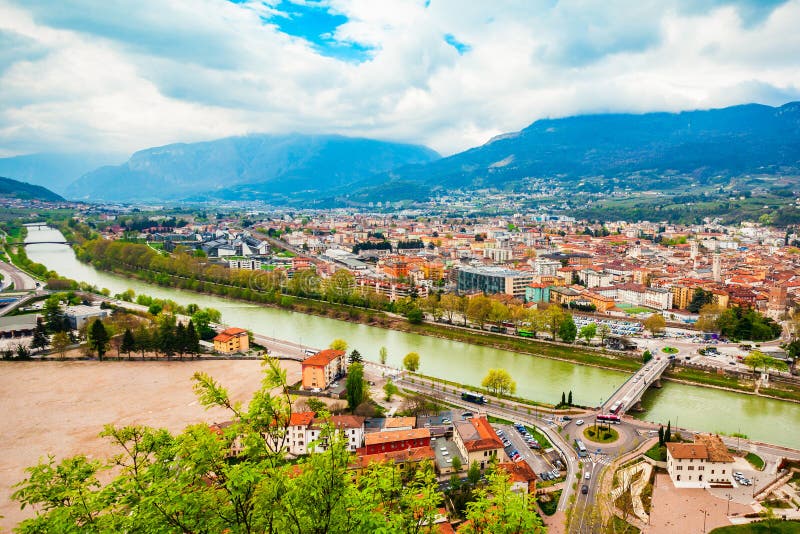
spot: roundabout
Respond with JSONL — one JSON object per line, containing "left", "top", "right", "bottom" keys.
{"left": 582, "top": 424, "right": 620, "bottom": 444}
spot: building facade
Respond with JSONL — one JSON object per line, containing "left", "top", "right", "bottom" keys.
{"left": 301, "top": 349, "right": 347, "bottom": 390}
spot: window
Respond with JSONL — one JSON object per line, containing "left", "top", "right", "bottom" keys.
{"left": 711, "top": 470, "right": 715, "bottom": 474}
{"left": 698, "top": 466, "right": 704, "bottom": 471}
{"left": 676, "top": 466, "right": 683, "bottom": 470}
{"left": 688, "top": 466, "right": 694, "bottom": 471}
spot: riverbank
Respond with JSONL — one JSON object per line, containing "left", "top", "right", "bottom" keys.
{"left": 44, "top": 243, "right": 799, "bottom": 406}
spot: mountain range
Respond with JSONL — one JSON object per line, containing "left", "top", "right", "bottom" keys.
{"left": 5, "top": 101, "right": 800, "bottom": 204}
{"left": 0, "top": 176, "right": 64, "bottom": 202}
{"left": 65, "top": 134, "right": 439, "bottom": 202}
{"left": 371, "top": 101, "right": 800, "bottom": 197}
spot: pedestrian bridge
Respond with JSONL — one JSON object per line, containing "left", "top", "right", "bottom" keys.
{"left": 600, "top": 355, "right": 672, "bottom": 415}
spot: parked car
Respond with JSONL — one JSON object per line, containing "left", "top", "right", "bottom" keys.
{"left": 575, "top": 420, "right": 584, "bottom": 426}
{"left": 581, "top": 484, "right": 589, "bottom": 495}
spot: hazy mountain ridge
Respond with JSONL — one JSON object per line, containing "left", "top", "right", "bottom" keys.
{"left": 0, "top": 176, "right": 65, "bottom": 201}
{"left": 0, "top": 153, "right": 122, "bottom": 194}
{"left": 66, "top": 134, "right": 440, "bottom": 201}
{"left": 375, "top": 101, "right": 800, "bottom": 194}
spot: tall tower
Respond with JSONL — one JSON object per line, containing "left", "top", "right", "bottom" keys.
{"left": 712, "top": 253, "right": 721, "bottom": 282}
{"left": 690, "top": 241, "right": 698, "bottom": 260}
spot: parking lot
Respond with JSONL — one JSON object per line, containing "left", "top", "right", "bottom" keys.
{"left": 495, "top": 423, "right": 560, "bottom": 477}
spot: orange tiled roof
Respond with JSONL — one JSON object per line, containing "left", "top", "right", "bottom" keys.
{"left": 364, "top": 428, "right": 430, "bottom": 446}
{"left": 302, "top": 349, "right": 345, "bottom": 367}
{"left": 666, "top": 442, "right": 708, "bottom": 460}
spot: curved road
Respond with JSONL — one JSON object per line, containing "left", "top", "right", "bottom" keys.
{"left": 0, "top": 260, "right": 37, "bottom": 291}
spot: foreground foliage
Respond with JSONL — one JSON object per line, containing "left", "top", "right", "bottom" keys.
{"left": 12, "top": 357, "right": 543, "bottom": 533}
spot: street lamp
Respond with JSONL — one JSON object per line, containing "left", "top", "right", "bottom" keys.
{"left": 726, "top": 493, "right": 732, "bottom": 516}
{"left": 700, "top": 508, "right": 709, "bottom": 534}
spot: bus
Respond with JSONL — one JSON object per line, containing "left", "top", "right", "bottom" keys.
{"left": 596, "top": 414, "right": 621, "bottom": 425}
{"left": 574, "top": 439, "right": 588, "bottom": 457}
{"left": 461, "top": 391, "right": 487, "bottom": 405}
{"left": 516, "top": 329, "right": 535, "bottom": 338}
{"left": 609, "top": 401, "right": 622, "bottom": 415}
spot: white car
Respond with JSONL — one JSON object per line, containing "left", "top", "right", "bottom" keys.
{"left": 575, "top": 420, "right": 584, "bottom": 426}
{"left": 585, "top": 471, "right": 591, "bottom": 480}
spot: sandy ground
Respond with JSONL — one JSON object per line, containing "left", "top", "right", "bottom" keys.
{"left": 649, "top": 473, "right": 755, "bottom": 533}
{"left": 0, "top": 359, "right": 300, "bottom": 531}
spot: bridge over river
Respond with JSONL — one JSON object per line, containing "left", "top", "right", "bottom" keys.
{"left": 601, "top": 354, "right": 672, "bottom": 415}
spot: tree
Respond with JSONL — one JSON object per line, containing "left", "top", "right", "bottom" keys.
{"left": 665, "top": 421, "right": 672, "bottom": 443}
{"left": 561, "top": 392, "right": 566, "bottom": 406}
{"left": 568, "top": 390, "right": 573, "bottom": 406}
{"left": 348, "top": 349, "right": 363, "bottom": 364}
{"left": 658, "top": 426, "right": 664, "bottom": 446}
{"left": 687, "top": 289, "right": 713, "bottom": 313}
{"left": 383, "top": 379, "right": 399, "bottom": 401}
{"left": 31, "top": 317, "right": 49, "bottom": 352}
{"left": 558, "top": 315, "right": 577, "bottom": 343}
{"left": 696, "top": 304, "right": 723, "bottom": 333}
{"left": 450, "top": 455, "right": 462, "bottom": 472}
{"left": 186, "top": 320, "right": 200, "bottom": 358}
{"left": 329, "top": 338, "right": 348, "bottom": 352}
{"left": 306, "top": 397, "right": 327, "bottom": 414}
{"left": 43, "top": 295, "right": 68, "bottom": 334}
{"left": 579, "top": 322, "right": 597, "bottom": 344}
{"left": 440, "top": 293, "right": 464, "bottom": 324}
{"left": 175, "top": 321, "right": 187, "bottom": 358}
{"left": 403, "top": 352, "right": 420, "bottom": 372}
{"left": 51, "top": 331, "right": 70, "bottom": 360}
{"left": 643, "top": 314, "right": 666, "bottom": 336}
{"left": 120, "top": 328, "right": 136, "bottom": 359}
{"left": 87, "top": 319, "right": 110, "bottom": 360}
{"left": 461, "top": 469, "right": 545, "bottom": 534}
{"left": 467, "top": 461, "right": 482, "bottom": 485}
{"left": 466, "top": 296, "right": 493, "bottom": 329}
{"left": 346, "top": 362, "right": 366, "bottom": 410}
{"left": 379, "top": 346, "right": 388, "bottom": 365}
{"left": 543, "top": 306, "right": 565, "bottom": 340}
{"left": 598, "top": 323, "right": 611, "bottom": 344}
{"left": 325, "top": 269, "right": 355, "bottom": 303}
{"left": 406, "top": 307, "right": 424, "bottom": 324}
{"left": 481, "top": 368, "right": 517, "bottom": 396}
{"left": 190, "top": 309, "right": 216, "bottom": 340}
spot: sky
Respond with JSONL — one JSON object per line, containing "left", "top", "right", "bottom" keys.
{"left": 1, "top": 0, "right": 800, "bottom": 158}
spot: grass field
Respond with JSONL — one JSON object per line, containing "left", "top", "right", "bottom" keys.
{"left": 710, "top": 520, "right": 800, "bottom": 533}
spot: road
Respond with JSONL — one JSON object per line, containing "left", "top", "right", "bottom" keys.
{"left": 602, "top": 354, "right": 671, "bottom": 414}
{"left": 395, "top": 374, "right": 582, "bottom": 512}
{"left": 0, "top": 259, "right": 38, "bottom": 291}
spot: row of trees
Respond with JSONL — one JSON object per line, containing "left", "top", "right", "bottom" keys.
{"left": 83, "top": 315, "right": 201, "bottom": 361}
{"left": 695, "top": 304, "right": 782, "bottom": 341}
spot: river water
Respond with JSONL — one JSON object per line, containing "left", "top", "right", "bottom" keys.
{"left": 25, "top": 227, "right": 800, "bottom": 447}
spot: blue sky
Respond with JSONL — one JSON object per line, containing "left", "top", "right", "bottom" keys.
{"left": 1, "top": 0, "right": 799, "bottom": 157}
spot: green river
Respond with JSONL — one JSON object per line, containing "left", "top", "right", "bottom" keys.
{"left": 24, "top": 227, "right": 800, "bottom": 447}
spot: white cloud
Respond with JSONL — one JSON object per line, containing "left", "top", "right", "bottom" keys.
{"left": 0, "top": 0, "right": 799, "bottom": 158}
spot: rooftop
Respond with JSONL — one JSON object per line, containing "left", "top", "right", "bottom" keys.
{"left": 666, "top": 442, "right": 709, "bottom": 461}
{"left": 454, "top": 417, "right": 503, "bottom": 452}
{"left": 364, "top": 428, "right": 430, "bottom": 446}
{"left": 302, "top": 349, "right": 345, "bottom": 367}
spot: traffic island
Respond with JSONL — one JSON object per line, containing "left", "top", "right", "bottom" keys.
{"left": 583, "top": 425, "right": 620, "bottom": 444}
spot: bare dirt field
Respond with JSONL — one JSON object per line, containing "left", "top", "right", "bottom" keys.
{"left": 0, "top": 359, "right": 300, "bottom": 531}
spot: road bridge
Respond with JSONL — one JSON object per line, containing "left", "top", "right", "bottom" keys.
{"left": 601, "top": 354, "right": 672, "bottom": 415}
